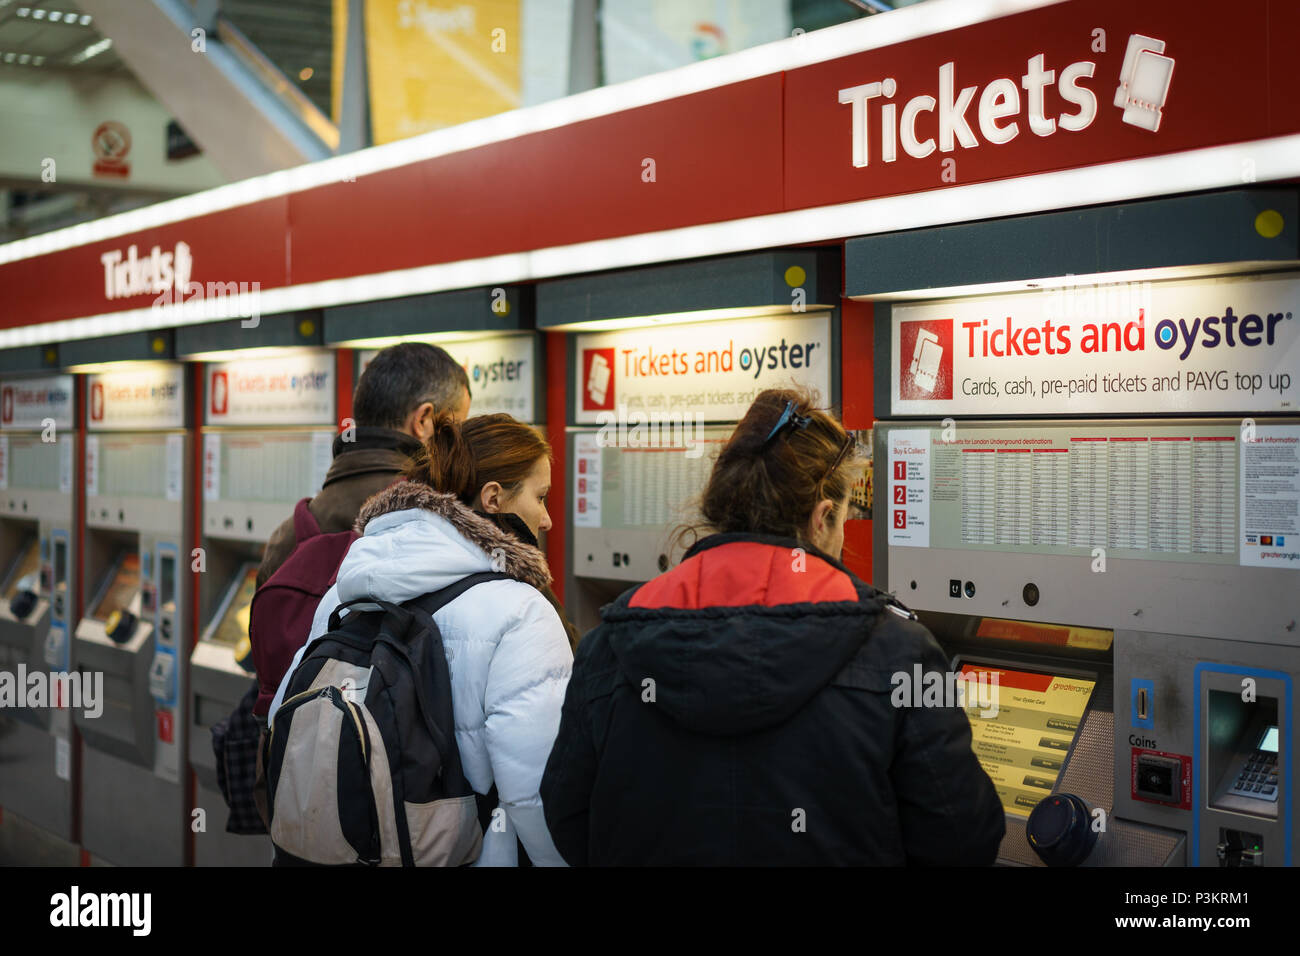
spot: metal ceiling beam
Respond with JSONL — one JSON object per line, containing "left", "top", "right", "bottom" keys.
{"left": 74, "top": 0, "right": 334, "bottom": 180}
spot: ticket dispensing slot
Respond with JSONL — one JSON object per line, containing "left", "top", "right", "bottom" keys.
{"left": 73, "top": 544, "right": 155, "bottom": 768}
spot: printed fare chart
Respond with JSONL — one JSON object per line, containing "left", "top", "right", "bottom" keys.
{"left": 952, "top": 434, "right": 1234, "bottom": 555}
{"left": 894, "top": 423, "right": 1300, "bottom": 568}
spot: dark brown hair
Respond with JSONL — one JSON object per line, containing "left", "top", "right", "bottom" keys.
{"left": 352, "top": 342, "right": 470, "bottom": 429}
{"left": 406, "top": 412, "right": 550, "bottom": 506}
{"left": 677, "top": 387, "right": 861, "bottom": 550}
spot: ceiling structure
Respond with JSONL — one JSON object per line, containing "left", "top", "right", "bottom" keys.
{"left": 0, "top": 0, "right": 920, "bottom": 244}
{"left": 0, "top": 0, "right": 127, "bottom": 73}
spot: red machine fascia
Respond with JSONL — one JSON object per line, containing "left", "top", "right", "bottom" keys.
{"left": 4, "top": 0, "right": 1296, "bottom": 332}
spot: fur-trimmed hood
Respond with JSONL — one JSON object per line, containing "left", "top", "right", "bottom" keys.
{"left": 351, "top": 481, "right": 552, "bottom": 590}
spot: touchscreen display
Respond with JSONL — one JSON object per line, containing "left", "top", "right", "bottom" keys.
{"left": 92, "top": 553, "right": 140, "bottom": 622}
{"left": 211, "top": 566, "right": 258, "bottom": 648}
{"left": 3, "top": 539, "right": 40, "bottom": 599}
{"left": 958, "top": 663, "right": 1097, "bottom": 817}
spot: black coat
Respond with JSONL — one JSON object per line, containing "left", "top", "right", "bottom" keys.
{"left": 540, "top": 532, "right": 1005, "bottom": 865}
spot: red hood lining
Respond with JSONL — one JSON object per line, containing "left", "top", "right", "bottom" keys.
{"left": 629, "top": 541, "right": 859, "bottom": 611}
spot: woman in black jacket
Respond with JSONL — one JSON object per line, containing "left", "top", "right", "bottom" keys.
{"left": 540, "top": 387, "right": 1005, "bottom": 865}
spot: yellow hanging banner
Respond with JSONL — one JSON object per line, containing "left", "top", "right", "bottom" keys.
{"left": 365, "top": 0, "right": 521, "bottom": 144}
{"left": 331, "top": 0, "right": 348, "bottom": 126}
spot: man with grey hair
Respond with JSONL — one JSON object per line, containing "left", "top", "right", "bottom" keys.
{"left": 257, "top": 342, "right": 471, "bottom": 586}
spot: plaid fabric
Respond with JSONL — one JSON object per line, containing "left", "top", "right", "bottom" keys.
{"left": 212, "top": 680, "right": 268, "bottom": 835}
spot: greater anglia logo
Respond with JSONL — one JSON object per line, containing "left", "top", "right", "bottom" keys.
{"left": 582, "top": 348, "right": 615, "bottom": 412}
{"left": 89, "top": 382, "right": 105, "bottom": 421}
{"left": 899, "top": 319, "right": 953, "bottom": 400}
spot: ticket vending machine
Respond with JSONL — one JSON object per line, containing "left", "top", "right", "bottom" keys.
{"left": 873, "top": 415, "right": 1300, "bottom": 866}
{"left": 854, "top": 189, "right": 1300, "bottom": 865}
{"left": 0, "top": 373, "right": 78, "bottom": 860}
{"left": 72, "top": 359, "right": 192, "bottom": 866}
{"left": 536, "top": 251, "right": 842, "bottom": 631}
{"left": 187, "top": 345, "right": 336, "bottom": 866}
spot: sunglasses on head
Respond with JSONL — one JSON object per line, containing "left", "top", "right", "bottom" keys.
{"left": 761, "top": 399, "right": 856, "bottom": 487}
{"left": 761, "top": 400, "right": 813, "bottom": 446}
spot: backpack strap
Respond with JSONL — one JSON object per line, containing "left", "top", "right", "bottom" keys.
{"left": 404, "top": 571, "right": 513, "bottom": 617}
{"left": 323, "top": 572, "right": 513, "bottom": 633}
{"left": 292, "top": 497, "right": 323, "bottom": 543}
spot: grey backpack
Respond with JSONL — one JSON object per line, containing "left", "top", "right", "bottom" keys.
{"left": 265, "top": 572, "right": 508, "bottom": 866}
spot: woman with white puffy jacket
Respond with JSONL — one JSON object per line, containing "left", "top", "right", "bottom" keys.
{"left": 269, "top": 413, "right": 573, "bottom": 866}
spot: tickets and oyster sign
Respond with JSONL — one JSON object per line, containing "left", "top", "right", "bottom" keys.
{"left": 891, "top": 273, "right": 1299, "bottom": 416}
{"left": 205, "top": 352, "right": 335, "bottom": 426}
{"left": 574, "top": 313, "right": 833, "bottom": 425}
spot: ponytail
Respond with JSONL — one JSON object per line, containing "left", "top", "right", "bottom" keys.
{"left": 405, "top": 412, "right": 551, "bottom": 508}
{"left": 404, "top": 412, "right": 477, "bottom": 499}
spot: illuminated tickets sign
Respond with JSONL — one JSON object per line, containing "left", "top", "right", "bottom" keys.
{"left": 86, "top": 364, "right": 185, "bottom": 431}
{"left": 0, "top": 375, "right": 74, "bottom": 430}
{"left": 206, "top": 352, "right": 335, "bottom": 426}
{"left": 573, "top": 312, "right": 832, "bottom": 425}
{"left": 891, "top": 273, "right": 1299, "bottom": 416}
{"left": 359, "top": 334, "right": 536, "bottom": 422}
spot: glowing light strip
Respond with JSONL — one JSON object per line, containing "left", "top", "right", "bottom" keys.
{"left": 4, "top": 132, "right": 1297, "bottom": 350}
{"left": 0, "top": 0, "right": 1063, "bottom": 266}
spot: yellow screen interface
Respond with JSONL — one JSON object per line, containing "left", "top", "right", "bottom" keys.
{"left": 92, "top": 554, "right": 140, "bottom": 623}
{"left": 960, "top": 664, "right": 1096, "bottom": 817}
{"left": 3, "top": 539, "right": 40, "bottom": 599}
{"left": 212, "top": 567, "right": 258, "bottom": 648}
